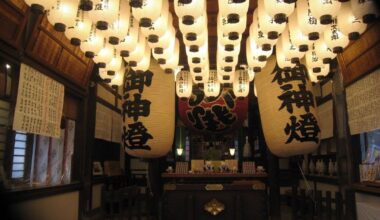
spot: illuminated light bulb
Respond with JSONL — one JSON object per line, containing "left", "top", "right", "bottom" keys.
{"left": 217, "top": 13, "right": 247, "bottom": 38}
{"left": 250, "top": 9, "right": 277, "bottom": 51}
{"left": 114, "top": 16, "right": 139, "bottom": 57}
{"left": 80, "top": 25, "right": 104, "bottom": 58}
{"left": 65, "top": 9, "right": 92, "bottom": 46}
{"left": 264, "top": 0, "right": 295, "bottom": 24}
{"left": 25, "top": 0, "right": 54, "bottom": 14}
{"left": 204, "top": 70, "right": 221, "bottom": 97}
{"left": 305, "top": 45, "right": 324, "bottom": 73}
{"left": 309, "top": 0, "right": 341, "bottom": 25}
{"left": 132, "top": 0, "right": 163, "bottom": 27}
{"left": 233, "top": 70, "right": 249, "bottom": 97}
{"left": 131, "top": 45, "right": 151, "bottom": 73}
{"left": 160, "top": 39, "right": 180, "bottom": 74}
{"left": 93, "top": 41, "right": 113, "bottom": 68}
{"left": 123, "top": 34, "right": 147, "bottom": 67}
{"left": 140, "top": 0, "right": 170, "bottom": 42}
{"left": 47, "top": 0, "right": 78, "bottom": 32}
{"left": 323, "top": 18, "right": 349, "bottom": 54}
{"left": 88, "top": 0, "right": 119, "bottom": 30}
{"left": 314, "top": 35, "right": 336, "bottom": 64}
{"left": 176, "top": 71, "right": 193, "bottom": 98}
{"left": 257, "top": 0, "right": 286, "bottom": 39}
{"left": 337, "top": 2, "right": 367, "bottom": 41}
{"left": 351, "top": 0, "right": 380, "bottom": 24}
{"left": 229, "top": 148, "right": 236, "bottom": 156}
{"left": 107, "top": 0, "right": 130, "bottom": 45}
{"left": 288, "top": 11, "right": 313, "bottom": 52}
{"left": 218, "top": 0, "right": 249, "bottom": 19}
{"left": 174, "top": 0, "right": 205, "bottom": 25}
{"left": 276, "top": 43, "right": 296, "bottom": 70}
{"left": 296, "top": 0, "right": 328, "bottom": 41}
{"left": 109, "top": 67, "right": 126, "bottom": 88}
{"left": 179, "top": 15, "right": 207, "bottom": 36}
{"left": 280, "top": 26, "right": 305, "bottom": 64}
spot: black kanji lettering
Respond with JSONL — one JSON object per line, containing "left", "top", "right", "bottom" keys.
{"left": 284, "top": 113, "right": 320, "bottom": 144}
{"left": 123, "top": 93, "right": 151, "bottom": 121}
{"left": 123, "top": 122, "right": 153, "bottom": 150}
{"left": 124, "top": 70, "right": 153, "bottom": 94}
{"left": 278, "top": 84, "right": 315, "bottom": 114}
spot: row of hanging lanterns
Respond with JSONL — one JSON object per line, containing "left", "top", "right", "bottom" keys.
{"left": 24, "top": 0, "right": 379, "bottom": 93}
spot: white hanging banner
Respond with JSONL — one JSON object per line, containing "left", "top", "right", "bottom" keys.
{"left": 317, "top": 100, "right": 333, "bottom": 139}
{"left": 95, "top": 103, "right": 112, "bottom": 142}
{"left": 13, "top": 63, "right": 64, "bottom": 138}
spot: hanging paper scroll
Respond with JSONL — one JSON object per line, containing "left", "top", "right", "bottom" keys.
{"left": 122, "top": 61, "right": 175, "bottom": 158}
{"left": 256, "top": 57, "right": 320, "bottom": 157}
{"left": 178, "top": 87, "right": 248, "bottom": 134}
{"left": 13, "top": 63, "right": 64, "bottom": 138}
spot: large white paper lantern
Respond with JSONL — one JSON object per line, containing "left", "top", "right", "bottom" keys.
{"left": 288, "top": 11, "right": 313, "bottom": 52}
{"left": 65, "top": 9, "right": 92, "bottom": 46}
{"left": 204, "top": 70, "right": 221, "bottom": 98}
{"left": 176, "top": 70, "right": 193, "bottom": 98}
{"left": 179, "top": 15, "right": 207, "bottom": 36}
{"left": 280, "top": 26, "right": 306, "bottom": 64}
{"left": 123, "top": 61, "right": 175, "bottom": 158}
{"left": 233, "top": 70, "right": 249, "bottom": 98}
{"left": 217, "top": 24, "right": 242, "bottom": 46}
{"left": 106, "top": 52, "right": 123, "bottom": 73}
{"left": 337, "top": 2, "right": 367, "bottom": 41}
{"left": 109, "top": 67, "right": 126, "bottom": 87}
{"left": 305, "top": 46, "right": 324, "bottom": 73}
{"left": 296, "top": 0, "right": 327, "bottom": 40}
{"left": 140, "top": 0, "right": 170, "bottom": 42}
{"left": 131, "top": 0, "right": 163, "bottom": 27}
{"left": 250, "top": 9, "right": 278, "bottom": 51}
{"left": 115, "top": 16, "right": 139, "bottom": 57}
{"left": 88, "top": 0, "right": 119, "bottom": 30}
{"left": 218, "top": 13, "right": 247, "bottom": 39}
{"left": 323, "top": 18, "right": 349, "bottom": 54}
{"left": 256, "top": 56, "right": 320, "bottom": 157}
{"left": 80, "top": 25, "right": 104, "bottom": 58}
{"left": 246, "top": 37, "right": 269, "bottom": 72}
{"left": 107, "top": 0, "right": 130, "bottom": 45}
{"left": 160, "top": 39, "right": 180, "bottom": 74}
{"left": 124, "top": 34, "right": 147, "bottom": 67}
{"left": 257, "top": 0, "right": 286, "bottom": 39}
{"left": 174, "top": 0, "right": 205, "bottom": 25}
{"left": 47, "top": 0, "right": 79, "bottom": 32}
{"left": 218, "top": 0, "right": 249, "bottom": 18}
{"left": 183, "top": 30, "right": 207, "bottom": 47}
{"left": 93, "top": 41, "right": 113, "bottom": 67}
{"left": 132, "top": 46, "right": 151, "bottom": 73}
{"left": 264, "top": 0, "right": 295, "bottom": 24}
{"left": 314, "top": 36, "right": 337, "bottom": 64}
{"left": 351, "top": 0, "right": 379, "bottom": 24}
{"left": 309, "top": 0, "right": 341, "bottom": 25}
{"left": 25, "top": 0, "right": 54, "bottom": 13}
{"left": 276, "top": 44, "right": 296, "bottom": 70}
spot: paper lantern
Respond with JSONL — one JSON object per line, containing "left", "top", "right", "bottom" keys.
{"left": 288, "top": 11, "right": 313, "bottom": 52}
{"left": 307, "top": 63, "right": 329, "bottom": 83}
{"left": 217, "top": 24, "right": 242, "bottom": 46}
{"left": 276, "top": 44, "right": 296, "bottom": 70}
{"left": 246, "top": 37, "right": 272, "bottom": 72}
{"left": 314, "top": 36, "right": 337, "bottom": 64}
{"left": 93, "top": 41, "right": 113, "bottom": 67}
{"left": 109, "top": 67, "right": 126, "bottom": 87}
{"left": 65, "top": 9, "right": 92, "bottom": 46}
{"left": 131, "top": 0, "right": 163, "bottom": 27}
{"left": 218, "top": 0, "right": 249, "bottom": 18}
{"left": 176, "top": 70, "right": 193, "bottom": 98}
{"left": 178, "top": 87, "right": 248, "bottom": 134}
{"left": 140, "top": 0, "right": 170, "bottom": 42}
{"left": 179, "top": 15, "right": 207, "bottom": 36}
{"left": 296, "top": 0, "right": 327, "bottom": 40}
{"left": 115, "top": 16, "right": 139, "bottom": 57}
{"left": 217, "top": 71, "right": 235, "bottom": 84}
{"left": 305, "top": 46, "right": 324, "bottom": 73}
{"left": 190, "top": 65, "right": 210, "bottom": 81}
{"left": 174, "top": 0, "right": 205, "bottom": 25}
{"left": 351, "top": 0, "right": 380, "bottom": 24}
{"left": 88, "top": 0, "right": 119, "bottom": 30}
{"left": 250, "top": 9, "right": 278, "bottom": 51}
{"left": 217, "top": 52, "right": 238, "bottom": 68}
{"left": 107, "top": 0, "right": 130, "bottom": 45}
{"left": 217, "top": 13, "right": 247, "bottom": 39}
{"left": 80, "top": 25, "right": 104, "bottom": 58}
{"left": 183, "top": 30, "right": 207, "bottom": 47}
{"left": 160, "top": 38, "right": 180, "bottom": 74}
{"left": 264, "top": 0, "right": 295, "bottom": 24}
{"left": 257, "top": 0, "right": 286, "bottom": 39}
{"left": 337, "top": 2, "right": 367, "bottom": 40}
{"left": 233, "top": 70, "right": 249, "bottom": 97}
{"left": 204, "top": 70, "right": 221, "bottom": 97}
{"left": 99, "top": 67, "right": 114, "bottom": 82}
{"left": 123, "top": 61, "right": 175, "bottom": 158}
{"left": 256, "top": 56, "right": 320, "bottom": 157}
{"left": 153, "top": 38, "right": 178, "bottom": 63}
{"left": 323, "top": 18, "right": 349, "bottom": 53}
{"left": 280, "top": 26, "right": 305, "bottom": 64}
{"left": 309, "top": 0, "right": 341, "bottom": 25}
{"left": 124, "top": 34, "right": 147, "bottom": 67}
{"left": 25, "top": 0, "right": 53, "bottom": 13}
{"left": 132, "top": 45, "right": 151, "bottom": 73}
{"left": 148, "top": 20, "right": 175, "bottom": 50}
{"left": 47, "top": 0, "right": 78, "bottom": 32}
{"left": 106, "top": 52, "right": 123, "bottom": 73}
{"left": 248, "top": 67, "right": 255, "bottom": 82}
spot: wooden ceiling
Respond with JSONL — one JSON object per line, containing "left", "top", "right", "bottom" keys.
{"left": 168, "top": 0, "right": 259, "bottom": 69}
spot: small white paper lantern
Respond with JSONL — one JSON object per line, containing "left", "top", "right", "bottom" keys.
{"left": 250, "top": 9, "right": 278, "bottom": 51}
{"left": 124, "top": 34, "right": 147, "bottom": 67}
{"left": 80, "top": 25, "right": 104, "bottom": 58}
{"left": 131, "top": 0, "right": 163, "bottom": 27}
{"left": 218, "top": 13, "right": 247, "bottom": 38}
{"left": 280, "top": 26, "right": 306, "bottom": 64}
{"left": 337, "top": 2, "right": 367, "bottom": 41}
{"left": 217, "top": 67, "right": 235, "bottom": 84}
{"left": 176, "top": 71, "right": 193, "bottom": 98}
{"left": 218, "top": 0, "right": 249, "bottom": 18}
{"left": 351, "top": 0, "right": 380, "bottom": 24}
{"left": 314, "top": 36, "right": 337, "bottom": 64}
{"left": 183, "top": 29, "right": 207, "bottom": 47}
{"left": 217, "top": 24, "right": 242, "bottom": 46}
{"left": 25, "top": 0, "right": 54, "bottom": 13}
{"left": 160, "top": 38, "right": 180, "bottom": 74}
{"left": 107, "top": 0, "right": 130, "bottom": 44}
{"left": 174, "top": 0, "right": 205, "bottom": 25}
{"left": 140, "top": 0, "right": 170, "bottom": 42}
{"left": 204, "top": 70, "right": 221, "bottom": 97}
{"left": 276, "top": 43, "right": 296, "bottom": 70}
{"left": 264, "top": 0, "right": 295, "bottom": 24}
{"left": 257, "top": 0, "right": 286, "bottom": 39}
{"left": 115, "top": 16, "right": 139, "bottom": 57}
{"left": 309, "top": 0, "right": 341, "bottom": 25}
{"left": 323, "top": 18, "right": 349, "bottom": 54}
{"left": 109, "top": 67, "right": 126, "bottom": 87}
{"left": 147, "top": 19, "right": 175, "bottom": 50}
{"left": 288, "top": 11, "right": 313, "bottom": 52}
{"left": 233, "top": 70, "right": 250, "bottom": 98}
{"left": 88, "top": 0, "right": 119, "bottom": 30}
{"left": 99, "top": 67, "right": 114, "bottom": 82}
{"left": 307, "top": 63, "right": 330, "bottom": 83}
{"left": 153, "top": 38, "right": 178, "bottom": 65}
{"left": 93, "top": 41, "right": 113, "bottom": 67}
{"left": 296, "top": 0, "right": 327, "bottom": 40}
{"left": 65, "top": 9, "right": 92, "bottom": 46}
{"left": 179, "top": 15, "right": 207, "bottom": 36}
{"left": 246, "top": 37, "right": 269, "bottom": 72}
{"left": 47, "top": 0, "right": 78, "bottom": 32}
{"left": 106, "top": 52, "right": 123, "bottom": 73}
{"left": 132, "top": 45, "right": 151, "bottom": 73}
{"left": 305, "top": 46, "right": 324, "bottom": 73}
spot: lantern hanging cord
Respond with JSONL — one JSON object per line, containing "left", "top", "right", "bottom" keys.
{"left": 297, "top": 162, "right": 316, "bottom": 208}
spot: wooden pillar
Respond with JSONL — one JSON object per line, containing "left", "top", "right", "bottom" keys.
{"left": 267, "top": 149, "right": 281, "bottom": 220}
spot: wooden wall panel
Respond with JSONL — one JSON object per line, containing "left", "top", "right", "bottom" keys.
{"left": 29, "top": 31, "right": 62, "bottom": 66}
{"left": 0, "top": 0, "right": 27, "bottom": 49}
{"left": 56, "top": 49, "right": 88, "bottom": 86}
{"left": 338, "top": 20, "right": 380, "bottom": 86}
